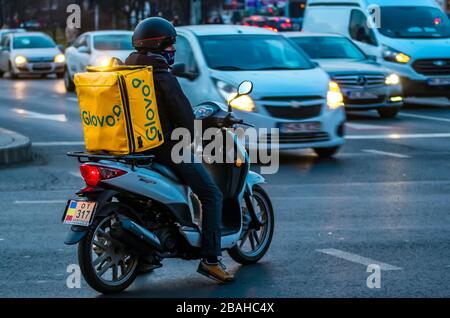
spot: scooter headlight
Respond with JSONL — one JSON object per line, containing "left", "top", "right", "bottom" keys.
{"left": 213, "top": 79, "right": 255, "bottom": 112}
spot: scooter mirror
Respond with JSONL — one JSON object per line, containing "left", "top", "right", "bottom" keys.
{"left": 238, "top": 81, "right": 253, "bottom": 96}
{"left": 228, "top": 81, "right": 253, "bottom": 112}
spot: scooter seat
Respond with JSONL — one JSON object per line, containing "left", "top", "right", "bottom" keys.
{"left": 151, "top": 163, "right": 184, "bottom": 184}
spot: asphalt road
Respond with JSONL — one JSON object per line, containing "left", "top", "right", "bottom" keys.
{"left": 1, "top": 77, "right": 450, "bottom": 297}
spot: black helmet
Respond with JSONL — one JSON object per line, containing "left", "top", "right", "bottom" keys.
{"left": 132, "top": 17, "right": 177, "bottom": 52}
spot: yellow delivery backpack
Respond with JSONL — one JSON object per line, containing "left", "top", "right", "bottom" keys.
{"left": 74, "top": 63, "right": 164, "bottom": 155}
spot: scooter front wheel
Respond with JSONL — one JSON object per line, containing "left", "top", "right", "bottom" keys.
{"left": 228, "top": 185, "right": 274, "bottom": 265}
{"left": 78, "top": 203, "right": 139, "bottom": 294}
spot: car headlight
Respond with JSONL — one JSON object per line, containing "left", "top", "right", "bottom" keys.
{"left": 385, "top": 73, "right": 400, "bottom": 85}
{"left": 327, "top": 81, "right": 344, "bottom": 110}
{"left": 14, "top": 55, "right": 27, "bottom": 65}
{"left": 214, "top": 79, "right": 255, "bottom": 112}
{"left": 95, "top": 56, "right": 112, "bottom": 67}
{"left": 382, "top": 46, "right": 411, "bottom": 64}
{"left": 54, "top": 54, "right": 66, "bottom": 63}
{"left": 229, "top": 95, "right": 255, "bottom": 112}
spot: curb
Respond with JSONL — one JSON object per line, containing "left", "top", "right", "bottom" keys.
{"left": 0, "top": 128, "right": 32, "bottom": 165}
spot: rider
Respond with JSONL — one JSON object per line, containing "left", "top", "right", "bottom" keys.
{"left": 125, "top": 17, "right": 234, "bottom": 283}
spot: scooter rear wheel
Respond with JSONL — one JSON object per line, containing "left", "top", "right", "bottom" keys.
{"left": 78, "top": 203, "right": 139, "bottom": 294}
{"left": 228, "top": 185, "right": 274, "bottom": 265}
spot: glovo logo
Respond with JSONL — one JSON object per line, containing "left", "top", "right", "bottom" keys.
{"left": 82, "top": 105, "right": 122, "bottom": 127}
{"left": 131, "top": 77, "right": 159, "bottom": 141}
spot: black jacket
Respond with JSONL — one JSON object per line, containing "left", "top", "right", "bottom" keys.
{"left": 125, "top": 52, "right": 194, "bottom": 143}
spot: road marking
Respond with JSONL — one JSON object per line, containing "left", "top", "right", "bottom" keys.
{"left": 33, "top": 141, "right": 84, "bottom": 146}
{"left": 317, "top": 248, "right": 402, "bottom": 271}
{"left": 14, "top": 200, "right": 66, "bottom": 204}
{"left": 346, "top": 123, "right": 393, "bottom": 130}
{"left": 363, "top": 149, "right": 410, "bottom": 158}
{"left": 66, "top": 97, "right": 78, "bottom": 102}
{"left": 347, "top": 133, "right": 450, "bottom": 140}
{"left": 70, "top": 171, "right": 82, "bottom": 178}
{"left": 400, "top": 113, "right": 450, "bottom": 123}
{"left": 13, "top": 108, "right": 67, "bottom": 122}
{"left": 0, "top": 238, "right": 4, "bottom": 241}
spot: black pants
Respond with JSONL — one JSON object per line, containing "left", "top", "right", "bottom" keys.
{"left": 149, "top": 143, "right": 223, "bottom": 258}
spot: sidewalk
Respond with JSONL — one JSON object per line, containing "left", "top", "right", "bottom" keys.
{"left": 0, "top": 128, "right": 32, "bottom": 165}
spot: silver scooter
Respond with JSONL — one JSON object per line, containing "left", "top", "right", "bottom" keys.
{"left": 62, "top": 81, "right": 274, "bottom": 294}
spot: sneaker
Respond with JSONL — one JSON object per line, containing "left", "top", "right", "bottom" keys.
{"left": 197, "top": 260, "right": 234, "bottom": 283}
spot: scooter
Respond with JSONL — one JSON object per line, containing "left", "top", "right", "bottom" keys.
{"left": 62, "top": 81, "right": 274, "bottom": 294}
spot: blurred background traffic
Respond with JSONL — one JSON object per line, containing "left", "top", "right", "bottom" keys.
{"left": 1, "top": 0, "right": 450, "bottom": 157}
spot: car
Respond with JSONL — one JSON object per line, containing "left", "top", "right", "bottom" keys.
{"left": 0, "top": 32, "right": 65, "bottom": 79}
{"left": 64, "top": 30, "right": 133, "bottom": 91}
{"left": 242, "top": 15, "right": 269, "bottom": 27}
{"left": 264, "top": 17, "right": 295, "bottom": 32}
{"left": 303, "top": 0, "right": 450, "bottom": 99}
{"left": 285, "top": 32, "right": 403, "bottom": 118}
{"left": 0, "top": 28, "right": 26, "bottom": 44}
{"left": 242, "top": 16, "right": 295, "bottom": 32}
{"left": 172, "top": 25, "right": 346, "bottom": 157}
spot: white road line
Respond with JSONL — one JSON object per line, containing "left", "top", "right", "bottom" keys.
{"left": 13, "top": 108, "right": 67, "bottom": 122}
{"left": 347, "top": 133, "right": 450, "bottom": 140}
{"left": 33, "top": 141, "right": 84, "bottom": 146}
{"left": 346, "top": 123, "right": 393, "bottom": 130}
{"left": 400, "top": 113, "right": 450, "bottom": 123}
{"left": 317, "top": 248, "right": 402, "bottom": 271}
{"left": 69, "top": 171, "right": 81, "bottom": 178}
{"left": 14, "top": 200, "right": 66, "bottom": 204}
{"left": 363, "top": 149, "right": 410, "bottom": 158}
{"left": 66, "top": 97, "right": 78, "bottom": 102}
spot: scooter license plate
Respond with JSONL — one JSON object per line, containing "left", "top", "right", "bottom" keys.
{"left": 63, "top": 200, "right": 96, "bottom": 226}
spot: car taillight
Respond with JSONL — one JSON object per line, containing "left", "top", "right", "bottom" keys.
{"left": 80, "top": 164, "right": 127, "bottom": 186}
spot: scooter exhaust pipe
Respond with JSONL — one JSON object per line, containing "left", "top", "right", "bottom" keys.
{"left": 110, "top": 216, "right": 163, "bottom": 254}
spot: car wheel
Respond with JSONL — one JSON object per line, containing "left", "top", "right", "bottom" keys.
{"left": 9, "top": 62, "right": 18, "bottom": 79}
{"left": 56, "top": 72, "right": 64, "bottom": 79}
{"left": 0, "top": 70, "right": 4, "bottom": 78}
{"left": 313, "top": 146, "right": 340, "bottom": 159}
{"left": 64, "top": 68, "right": 75, "bottom": 92}
{"left": 377, "top": 107, "right": 399, "bottom": 119}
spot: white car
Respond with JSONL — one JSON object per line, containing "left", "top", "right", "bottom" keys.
{"left": 64, "top": 30, "right": 133, "bottom": 91}
{"left": 0, "top": 28, "right": 26, "bottom": 44}
{"left": 0, "top": 32, "right": 65, "bottom": 79}
{"left": 303, "top": 0, "right": 450, "bottom": 99}
{"left": 172, "top": 25, "right": 346, "bottom": 157}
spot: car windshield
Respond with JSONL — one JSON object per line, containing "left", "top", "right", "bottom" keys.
{"left": 379, "top": 6, "right": 450, "bottom": 39}
{"left": 13, "top": 35, "right": 56, "bottom": 49}
{"left": 93, "top": 34, "right": 133, "bottom": 50}
{"left": 199, "top": 35, "right": 313, "bottom": 71}
{"left": 291, "top": 36, "right": 367, "bottom": 60}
